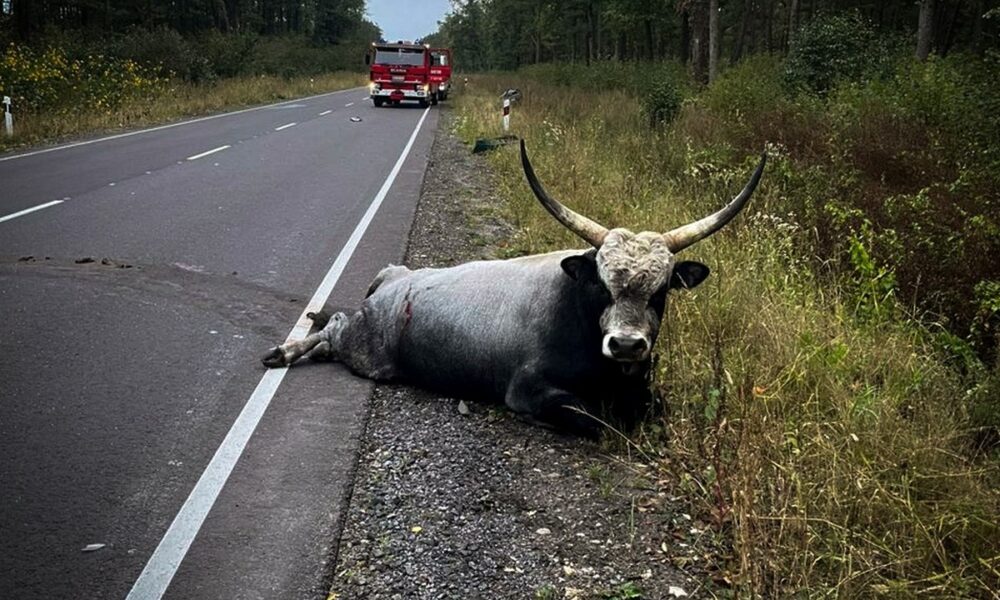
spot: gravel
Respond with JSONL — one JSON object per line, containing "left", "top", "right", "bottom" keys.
{"left": 329, "top": 110, "right": 699, "bottom": 600}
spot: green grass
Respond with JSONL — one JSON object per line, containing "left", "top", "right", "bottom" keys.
{"left": 453, "top": 67, "right": 1000, "bottom": 598}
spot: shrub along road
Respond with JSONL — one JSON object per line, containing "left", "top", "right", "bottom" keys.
{"left": 0, "top": 89, "right": 438, "bottom": 599}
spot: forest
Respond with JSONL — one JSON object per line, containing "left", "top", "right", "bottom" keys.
{"left": 427, "top": 0, "right": 998, "bottom": 74}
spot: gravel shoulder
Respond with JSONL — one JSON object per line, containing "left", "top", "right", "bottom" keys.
{"left": 330, "top": 109, "right": 699, "bottom": 600}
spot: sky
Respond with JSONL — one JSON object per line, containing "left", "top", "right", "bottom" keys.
{"left": 367, "top": 0, "right": 452, "bottom": 42}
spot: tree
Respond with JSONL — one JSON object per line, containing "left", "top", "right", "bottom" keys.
{"left": 916, "top": 0, "right": 935, "bottom": 60}
{"left": 709, "top": 0, "right": 719, "bottom": 82}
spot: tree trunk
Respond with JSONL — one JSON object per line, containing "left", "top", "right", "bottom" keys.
{"left": 787, "top": 0, "right": 799, "bottom": 49}
{"left": 690, "top": 0, "right": 709, "bottom": 84}
{"left": 644, "top": 19, "right": 655, "bottom": 61}
{"left": 680, "top": 9, "right": 691, "bottom": 64}
{"left": 916, "top": 0, "right": 935, "bottom": 60}
{"left": 733, "top": 0, "right": 752, "bottom": 62}
{"left": 709, "top": 0, "right": 719, "bottom": 82}
{"left": 972, "top": 0, "right": 984, "bottom": 55}
{"left": 12, "top": 0, "right": 32, "bottom": 40}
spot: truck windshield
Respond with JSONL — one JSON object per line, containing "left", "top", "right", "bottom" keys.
{"left": 374, "top": 50, "right": 424, "bottom": 66}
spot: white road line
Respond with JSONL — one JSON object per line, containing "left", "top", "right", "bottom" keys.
{"left": 124, "top": 106, "right": 431, "bottom": 600}
{"left": 319, "top": 110, "right": 333, "bottom": 116}
{"left": 345, "top": 102, "right": 354, "bottom": 107}
{"left": 362, "top": 96, "right": 370, "bottom": 100}
{"left": 0, "top": 200, "right": 64, "bottom": 224}
{"left": 186, "top": 145, "right": 230, "bottom": 161}
{"left": 0, "top": 87, "right": 365, "bottom": 163}
{"left": 274, "top": 122, "right": 297, "bottom": 131}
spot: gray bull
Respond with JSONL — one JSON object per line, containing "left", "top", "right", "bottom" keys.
{"left": 263, "top": 141, "right": 766, "bottom": 437}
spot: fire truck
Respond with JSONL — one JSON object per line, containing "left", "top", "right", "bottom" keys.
{"left": 366, "top": 42, "right": 452, "bottom": 107}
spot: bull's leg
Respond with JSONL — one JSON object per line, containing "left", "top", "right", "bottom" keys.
{"left": 505, "top": 366, "right": 602, "bottom": 439}
{"left": 261, "top": 312, "right": 349, "bottom": 368}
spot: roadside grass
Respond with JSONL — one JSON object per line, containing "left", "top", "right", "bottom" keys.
{"left": 0, "top": 71, "right": 365, "bottom": 152}
{"left": 452, "top": 73, "right": 1000, "bottom": 598}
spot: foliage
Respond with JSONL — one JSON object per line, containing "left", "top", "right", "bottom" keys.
{"left": 0, "top": 43, "right": 166, "bottom": 115}
{"left": 784, "top": 12, "right": 894, "bottom": 94}
{"left": 453, "top": 63, "right": 1000, "bottom": 597}
{"left": 641, "top": 74, "right": 682, "bottom": 126}
{"left": 429, "top": 0, "right": 999, "bottom": 71}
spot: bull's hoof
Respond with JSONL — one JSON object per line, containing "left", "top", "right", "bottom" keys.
{"left": 261, "top": 346, "right": 289, "bottom": 368}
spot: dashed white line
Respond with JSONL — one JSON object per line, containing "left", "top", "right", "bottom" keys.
{"left": 319, "top": 110, "right": 333, "bottom": 116}
{"left": 274, "top": 122, "right": 297, "bottom": 131}
{"left": 345, "top": 102, "right": 354, "bottom": 107}
{"left": 186, "top": 145, "right": 231, "bottom": 161}
{"left": 362, "top": 96, "right": 370, "bottom": 100}
{"left": 0, "top": 200, "right": 64, "bottom": 224}
{"left": 123, "top": 106, "right": 433, "bottom": 600}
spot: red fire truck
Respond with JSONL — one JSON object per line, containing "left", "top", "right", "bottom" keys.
{"left": 367, "top": 42, "right": 452, "bottom": 107}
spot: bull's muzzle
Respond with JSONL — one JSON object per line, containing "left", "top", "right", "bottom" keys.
{"left": 603, "top": 333, "right": 650, "bottom": 362}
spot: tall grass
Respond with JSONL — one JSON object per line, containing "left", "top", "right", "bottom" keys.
{"left": 452, "top": 64, "right": 1000, "bottom": 597}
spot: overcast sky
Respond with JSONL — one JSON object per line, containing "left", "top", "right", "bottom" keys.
{"left": 367, "top": 0, "right": 451, "bottom": 42}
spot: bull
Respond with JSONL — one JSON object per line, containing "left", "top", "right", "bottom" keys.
{"left": 263, "top": 141, "right": 766, "bottom": 437}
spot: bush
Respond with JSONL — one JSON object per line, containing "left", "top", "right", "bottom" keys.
{"left": 112, "top": 27, "right": 212, "bottom": 81}
{"left": 641, "top": 75, "right": 682, "bottom": 126}
{"left": 0, "top": 43, "right": 166, "bottom": 114}
{"left": 194, "top": 31, "right": 258, "bottom": 79}
{"left": 785, "top": 12, "right": 894, "bottom": 94}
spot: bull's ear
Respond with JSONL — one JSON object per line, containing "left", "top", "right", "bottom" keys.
{"left": 561, "top": 253, "right": 597, "bottom": 281}
{"left": 669, "top": 261, "right": 710, "bottom": 290}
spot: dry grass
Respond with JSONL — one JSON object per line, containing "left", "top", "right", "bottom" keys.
{"left": 0, "top": 71, "right": 366, "bottom": 152}
{"left": 453, "top": 74, "right": 1000, "bottom": 598}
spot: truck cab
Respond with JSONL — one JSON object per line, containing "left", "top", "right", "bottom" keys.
{"left": 367, "top": 42, "right": 438, "bottom": 108}
{"left": 429, "top": 48, "right": 453, "bottom": 101}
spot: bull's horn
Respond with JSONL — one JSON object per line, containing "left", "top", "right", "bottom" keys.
{"left": 520, "top": 140, "right": 608, "bottom": 248}
{"left": 662, "top": 153, "right": 767, "bottom": 253}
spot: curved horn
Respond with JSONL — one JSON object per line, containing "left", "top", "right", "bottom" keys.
{"left": 520, "top": 140, "right": 608, "bottom": 248}
{"left": 662, "top": 153, "right": 767, "bottom": 253}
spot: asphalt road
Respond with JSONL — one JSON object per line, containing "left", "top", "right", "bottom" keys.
{"left": 0, "top": 88, "right": 440, "bottom": 599}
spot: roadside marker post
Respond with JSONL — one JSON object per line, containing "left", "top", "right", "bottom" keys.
{"left": 500, "top": 88, "right": 521, "bottom": 134}
{"left": 3, "top": 96, "right": 12, "bottom": 136}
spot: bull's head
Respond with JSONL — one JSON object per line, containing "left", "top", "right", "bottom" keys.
{"left": 520, "top": 141, "right": 766, "bottom": 363}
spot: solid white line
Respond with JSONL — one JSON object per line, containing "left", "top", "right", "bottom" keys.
{"left": 319, "top": 110, "right": 333, "bottom": 116}
{"left": 274, "top": 122, "right": 297, "bottom": 131}
{"left": 345, "top": 102, "right": 354, "bottom": 107}
{"left": 124, "top": 106, "right": 431, "bottom": 600}
{"left": 186, "top": 145, "right": 230, "bottom": 161}
{"left": 0, "top": 87, "right": 365, "bottom": 163}
{"left": 0, "top": 200, "right": 64, "bottom": 224}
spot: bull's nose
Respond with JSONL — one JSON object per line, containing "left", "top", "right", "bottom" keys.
{"left": 606, "top": 334, "right": 649, "bottom": 360}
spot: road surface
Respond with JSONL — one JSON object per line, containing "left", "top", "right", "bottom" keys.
{"left": 0, "top": 88, "right": 439, "bottom": 599}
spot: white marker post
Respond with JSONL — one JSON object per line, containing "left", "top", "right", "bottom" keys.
{"left": 3, "top": 96, "right": 12, "bottom": 137}
{"left": 502, "top": 97, "right": 511, "bottom": 133}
